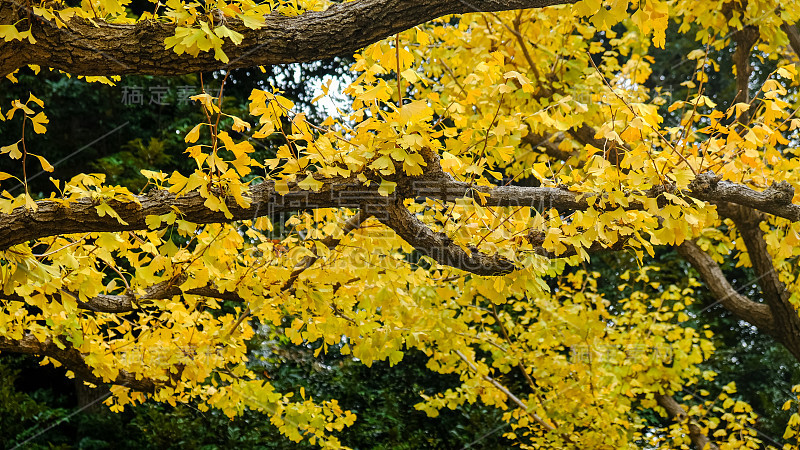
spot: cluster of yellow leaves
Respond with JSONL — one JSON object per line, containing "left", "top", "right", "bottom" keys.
{"left": 0, "top": 93, "right": 54, "bottom": 208}
{"left": 162, "top": 0, "right": 335, "bottom": 62}
{"left": 412, "top": 269, "right": 717, "bottom": 448}
{"left": 648, "top": 382, "right": 762, "bottom": 450}
{"left": 8, "top": 0, "right": 800, "bottom": 447}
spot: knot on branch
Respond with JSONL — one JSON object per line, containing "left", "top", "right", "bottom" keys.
{"left": 644, "top": 183, "right": 676, "bottom": 208}
{"left": 526, "top": 230, "right": 552, "bottom": 257}
{"left": 644, "top": 183, "right": 676, "bottom": 197}
{"left": 417, "top": 147, "right": 447, "bottom": 179}
{"left": 764, "top": 180, "right": 795, "bottom": 205}
{"left": 688, "top": 171, "right": 721, "bottom": 196}
{"left": 526, "top": 230, "right": 546, "bottom": 246}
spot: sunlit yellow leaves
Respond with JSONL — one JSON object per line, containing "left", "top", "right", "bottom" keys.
{"left": 727, "top": 102, "right": 750, "bottom": 119}
{"left": 400, "top": 68, "right": 420, "bottom": 84}
{"left": 164, "top": 26, "right": 217, "bottom": 58}
{"left": 95, "top": 202, "right": 127, "bottom": 225}
{"left": 398, "top": 100, "right": 432, "bottom": 124}
{"left": 0, "top": 24, "right": 36, "bottom": 44}
{"left": 249, "top": 88, "right": 294, "bottom": 139}
{"left": 352, "top": 82, "right": 393, "bottom": 107}
{"left": 619, "top": 126, "right": 641, "bottom": 143}
{"left": 778, "top": 65, "right": 797, "bottom": 81}
{"left": 8, "top": 2, "right": 800, "bottom": 448}
{"left": 631, "top": 0, "right": 670, "bottom": 47}
{"left": 28, "top": 111, "right": 48, "bottom": 134}
{"left": 503, "top": 71, "right": 535, "bottom": 93}
{"left": 297, "top": 174, "right": 323, "bottom": 192}
{"left": 369, "top": 154, "right": 394, "bottom": 175}
{"left": 185, "top": 123, "right": 203, "bottom": 143}
{"left": 363, "top": 39, "right": 415, "bottom": 74}
{"left": 588, "top": 0, "right": 628, "bottom": 31}
{"left": 33, "top": 154, "right": 54, "bottom": 172}
{"left": 762, "top": 79, "right": 788, "bottom": 98}
{"left": 401, "top": 152, "right": 426, "bottom": 176}
{"left": 1, "top": 142, "right": 21, "bottom": 159}
{"left": 214, "top": 25, "right": 244, "bottom": 45}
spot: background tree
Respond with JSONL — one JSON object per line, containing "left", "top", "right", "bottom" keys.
{"left": 3, "top": 0, "right": 800, "bottom": 448}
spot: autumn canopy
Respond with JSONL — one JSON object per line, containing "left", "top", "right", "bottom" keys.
{"left": 3, "top": 0, "right": 800, "bottom": 447}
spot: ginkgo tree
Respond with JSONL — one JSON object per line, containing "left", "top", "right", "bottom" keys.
{"left": 3, "top": 0, "right": 800, "bottom": 447}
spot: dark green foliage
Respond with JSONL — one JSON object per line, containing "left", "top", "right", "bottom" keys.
{"left": 0, "top": 347, "right": 510, "bottom": 449}
{"left": 0, "top": 60, "right": 348, "bottom": 196}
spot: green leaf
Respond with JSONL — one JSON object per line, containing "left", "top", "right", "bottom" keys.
{"left": 378, "top": 179, "right": 396, "bottom": 197}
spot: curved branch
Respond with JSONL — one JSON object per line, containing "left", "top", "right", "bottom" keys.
{"left": 0, "top": 278, "right": 244, "bottom": 313}
{"left": 0, "top": 333, "right": 157, "bottom": 393}
{"left": 0, "top": 0, "right": 577, "bottom": 77}
{"left": 781, "top": 22, "right": 800, "bottom": 64}
{"left": 0, "top": 178, "right": 371, "bottom": 250}
{"left": 1, "top": 213, "right": 368, "bottom": 313}
{"left": 455, "top": 349, "right": 557, "bottom": 433}
{"left": 379, "top": 200, "right": 516, "bottom": 275}
{"left": 655, "top": 393, "right": 720, "bottom": 450}
{"left": 677, "top": 240, "right": 775, "bottom": 334}
{"left": 719, "top": 203, "right": 790, "bottom": 306}
{"left": 717, "top": 202, "right": 800, "bottom": 360}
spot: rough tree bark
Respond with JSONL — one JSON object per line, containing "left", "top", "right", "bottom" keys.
{"left": 0, "top": 0, "right": 578, "bottom": 77}
{"left": 2, "top": 168, "right": 798, "bottom": 252}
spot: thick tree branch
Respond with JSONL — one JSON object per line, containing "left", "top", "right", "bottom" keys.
{"left": 0, "top": 277, "right": 245, "bottom": 313}
{"left": 677, "top": 240, "right": 775, "bottom": 334}
{"left": 655, "top": 393, "right": 720, "bottom": 450}
{"left": 0, "top": 0, "right": 577, "bottom": 77}
{"left": 717, "top": 202, "right": 800, "bottom": 360}
{"left": 731, "top": 25, "right": 759, "bottom": 108}
{"left": 0, "top": 177, "right": 366, "bottom": 250}
{"left": 2, "top": 213, "right": 367, "bottom": 312}
{"left": 781, "top": 22, "right": 800, "bottom": 64}
{"left": 688, "top": 172, "right": 800, "bottom": 221}
{"left": 720, "top": 204, "right": 791, "bottom": 308}
{"left": 527, "top": 228, "right": 631, "bottom": 258}
{"left": 0, "top": 175, "right": 584, "bottom": 250}
{"left": 0, "top": 214, "right": 367, "bottom": 388}
{"left": 0, "top": 333, "right": 157, "bottom": 393}
{"left": 4, "top": 211, "right": 367, "bottom": 315}
{"left": 3, "top": 170, "right": 800, "bottom": 251}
